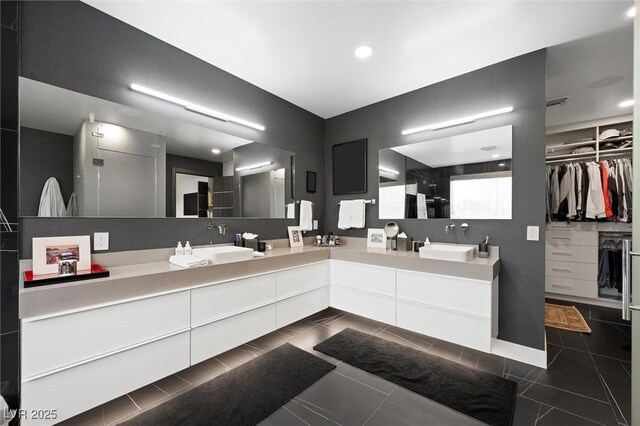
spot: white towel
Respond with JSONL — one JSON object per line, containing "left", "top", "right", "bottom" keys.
{"left": 38, "top": 177, "right": 67, "bottom": 217}
{"left": 169, "top": 254, "right": 209, "bottom": 268}
{"left": 299, "top": 200, "right": 313, "bottom": 231}
{"left": 286, "top": 203, "right": 295, "bottom": 219}
{"left": 338, "top": 200, "right": 352, "bottom": 230}
{"left": 417, "top": 193, "right": 428, "bottom": 219}
{"left": 350, "top": 199, "right": 366, "bottom": 229}
{"left": 66, "top": 193, "right": 78, "bottom": 217}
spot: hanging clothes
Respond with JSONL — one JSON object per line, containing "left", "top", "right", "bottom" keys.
{"left": 600, "top": 161, "right": 613, "bottom": 218}
{"left": 38, "top": 177, "right": 67, "bottom": 217}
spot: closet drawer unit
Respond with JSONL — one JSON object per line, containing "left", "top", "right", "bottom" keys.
{"left": 190, "top": 303, "right": 277, "bottom": 365}
{"left": 331, "top": 285, "right": 396, "bottom": 325}
{"left": 545, "top": 260, "right": 598, "bottom": 281}
{"left": 21, "top": 330, "right": 190, "bottom": 426}
{"left": 396, "top": 300, "right": 491, "bottom": 352}
{"left": 276, "top": 262, "right": 329, "bottom": 300}
{"left": 22, "top": 290, "right": 190, "bottom": 379}
{"left": 545, "top": 276, "right": 598, "bottom": 299}
{"left": 276, "top": 287, "right": 329, "bottom": 328}
{"left": 331, "top": 260, "right": 396, "bottom": 297}
{"left": 191, "top": 273, "right": 276, "bottom": 326}
{"left": 545, "top": 244, "right": 598, "bottom": 264}
{"left": 546, "top": 230, "right": 598, "bottom": 247}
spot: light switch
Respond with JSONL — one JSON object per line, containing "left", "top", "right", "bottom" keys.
{"left": 313, "top": 220, "right": 318, "bottom": 230}
{"left": 94, "top": 232, "right": 109, "bottom": 251}
{"left": 526, "top": 226, "right": 539, "bottom": 241}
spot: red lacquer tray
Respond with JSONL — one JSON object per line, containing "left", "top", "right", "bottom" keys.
{"left": 24, "top": 264, "right": 110, "bottom": 288}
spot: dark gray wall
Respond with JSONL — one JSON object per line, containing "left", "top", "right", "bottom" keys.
{"left": 324, "top": 50, "right": 547, "bottom": 350}
{"left": 20, "top": 126, "right": 74, "bottom": 216}
{"left": 18, "top": 1, "right": 325, "bottom": 256}
{"left": 1, "top": 0, "right": 21, "bottom": 409}
{"left": 241, "top": 172, "right": 273, "bottom": 217}
{"left": 166, "top": 153, "right": 223, "bottom": 217}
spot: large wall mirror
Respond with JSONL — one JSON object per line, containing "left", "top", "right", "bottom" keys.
{"left": 379, "top": 125, "right": 512, "bottom": 220}
{"left": 19, "top": 78, "right": 295, "bottom": 219}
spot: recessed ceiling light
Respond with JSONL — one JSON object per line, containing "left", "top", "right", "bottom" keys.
{"left": 491, "top": 154, "right": 500, "bottom": 158}
{"left": 211, "top": 148, "right": 221, "bottom": 154}
{"left": 626, "top": 6, "right": 636, "bottom": 18}
{"left": 619, "top": 99, "right": 634, "bottom": 108}
{"left": 618, "top": 99, "right": 634, "bottom": 108}
{"left": 354, "top": 45, "right": 373, "bottom": 59}
{"left": 498, "top": 163, "right": 506, "bottom": 167}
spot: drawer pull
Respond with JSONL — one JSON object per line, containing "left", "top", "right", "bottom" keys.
{"left": 551, "top": 284, "right": 572, "bottom": 289}
{"left": 551, "top": 237, "right": 571, "bottom": 240}
{"left": 551, "top": 252, "right": 571, "bottom": 256}
{"left": 551, "top": 268, "right": 572, "bottom": 272}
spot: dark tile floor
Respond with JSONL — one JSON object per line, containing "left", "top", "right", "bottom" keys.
{"left": 61, "top": 300, "right": 632, "bottom": 426}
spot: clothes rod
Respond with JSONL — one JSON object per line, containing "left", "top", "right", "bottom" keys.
{"left": 546, "top": 149, "right": 633, "bottom": 164}
{"left": 337, "top": 199, "right": 376, "bottom": 206}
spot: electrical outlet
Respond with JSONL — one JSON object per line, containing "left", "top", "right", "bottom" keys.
{"left": 313, "top": 220, "right": 318, "bottom": 230}
{"left": 526, "top": 226, "right": 539, "bottom": 241}
{"left": 94, "top": 232, "right": 109, "bottom": 251}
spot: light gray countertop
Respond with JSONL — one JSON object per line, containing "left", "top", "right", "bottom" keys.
{"left": 19, "top": 238, "right": 499, "bottom": 319}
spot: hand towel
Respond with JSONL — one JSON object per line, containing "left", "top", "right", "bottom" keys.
{"left": 38, "top": 177, "right": 67, "bottom": 217}
{"left": 417, "top": 193, "right": 428, "bottom": 219}
{"left": 350, "top": 199, "right": 366, "bottom": 229}
{"left": 286, "top": 203, "right": 295, "bottom": 219}
{"left": 299, "top": 200, "right": 313, "bottom": 231}
{"left": 338, "top": 200, "right": 352, "bottom": 230}
{"left": 169, "top": 254, "right": 209, "bottom": 268}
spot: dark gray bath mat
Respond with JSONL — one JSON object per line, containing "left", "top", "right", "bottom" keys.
{"left": 121, "top": 343, "right": 335, "bottom": 426}
{"left": 314, "top": 328, "right": 516, "bottom": 426}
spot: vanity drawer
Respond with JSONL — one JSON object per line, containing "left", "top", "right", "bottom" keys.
{"left": 277, "top": 287, "right": 329, "bottom": 328}
{"left": 397, "top": 270, "right": 491, "bottom": 318}
{"left": 545, "top": 276, "right": 598, "bottom": 299}
{"left": 545, "top": 244, "right": 598, "bottom": 264}
{"left": 191, "top": 273, "right": 276, "bottom": 326}
{"left": 331, "top": 285, "right": 396, "bottom": 325}
{"left": 21, "top": 330, "right": 190, "bottom": 426}
{"left": 546, "top": 229, "right": 598, "bottom": 247}
{"left": 545, "top": 260, "right": 597, "bottom": 281}
{"left": 331, "top": 260, "right": 396, "bottom": 297}
{"left": 22, "top": 290, "right": 190, "bottom": 379}
{"left": 276, "top": 262, "right": 329, "bottom": 300}
{"left": 190, "top": 303, "right": 276, "bottom": 365}
{"left": 397, "top": 300, "right": 491, "bottom": 352}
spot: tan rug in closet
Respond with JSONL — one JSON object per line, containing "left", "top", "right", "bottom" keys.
{"left": 545, "top": 303, "right": 592, "bottom": 333}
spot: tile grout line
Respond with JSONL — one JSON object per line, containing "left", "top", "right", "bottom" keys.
{"left": 283, "top": 405, "right": 312, "bottom": 426}
{"left": 516, "top": 376, "right": 611, "bottom": 404}
{"left": 599, "top": 373, "right": 628, "bottom": 425}
{"left": 361, "top": 385, "right": 396, "bottom": 426}
{"left": 546, "top": 342, "right": 630, "bottom": 363}
{"left": 534, "top": 406, "right": 554, "bottom": 425}
{"left": 519, "top": 394, "right": 608, "bottom": 426}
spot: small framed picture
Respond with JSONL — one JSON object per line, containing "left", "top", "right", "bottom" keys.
{"left": 367, "top": 228, "right": 387, "bottom": 249}
{"left": 32, "top": 236, "right": 91, "bottom": 275}
{"left": 306, "top": 171, "right": 317, "bottom": 193}
{"left": 287, "top": 226, "right": 304, "bottom": 248}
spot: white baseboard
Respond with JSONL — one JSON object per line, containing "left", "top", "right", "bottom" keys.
{"left": 491, "top": 338, "right": 547, "bottom": 368}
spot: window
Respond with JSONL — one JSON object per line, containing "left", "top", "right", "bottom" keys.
{"left": 450, "top": 171, "right": 512, "bottom": 219}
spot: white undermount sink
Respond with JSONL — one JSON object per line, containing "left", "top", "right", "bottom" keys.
{"left": 192, "top": 246, "right": 254, "bottom": 265}
{"left": 419, "top": 243, "right": 475, "bottom": 262}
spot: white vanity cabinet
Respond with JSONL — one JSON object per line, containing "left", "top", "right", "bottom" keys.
{"left": 330, "top": 260, "right": 396, "bottom": 325}
{"left": 276, "top": 262, "right": 330, "bottom": 328}
{"left": 396, "top": 270, "right": 497, "bottom": 352}
{"left": 21, "top": 291, "right": 191, "bottom": 425}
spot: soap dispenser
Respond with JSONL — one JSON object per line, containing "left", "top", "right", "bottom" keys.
{"left": 185, "top": 241, "right": 192, "bottom": 255}
{"left": 176, "top": 242, "right": 184, "bottom": 256}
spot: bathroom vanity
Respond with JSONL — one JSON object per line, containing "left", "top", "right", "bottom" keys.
{"left": 19, "top": 242, "right": 499, "bottom": 425}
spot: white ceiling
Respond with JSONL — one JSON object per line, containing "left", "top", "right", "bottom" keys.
{"left": 546, "top": 24, "right": 634, "bottom": 127}
{"left": 19, "top": 78, "right": 252, "bottom": 160}
{"left": 391, "top": 125, "right": 512, "bottom": 168}
{"left": 84, "top": 1, "right": 634, "bottom": 119}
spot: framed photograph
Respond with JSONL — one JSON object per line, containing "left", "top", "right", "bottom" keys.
{"left": 367, "top": 228, "right": 387, "bottom": 249}
{"left": 333, "top": 138, "right": 367, "bottom": 195}
{"left": 32, "top": 236, "right": 91, "bottom": 275}
{"left": 287, "top": 226, "right": 304, "bottom": 248}
{"left": 306, "top": 171, "right": 317, "bottom": 193}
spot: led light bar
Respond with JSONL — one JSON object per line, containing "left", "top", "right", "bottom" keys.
{"left": 130, "top": 83, "right": 265, "bottom": 131}
{"left": 401, "top": 106, "right": 513, "bottom": 135}
{"left": 235, "top": 161, "right": 273, "bottom": 172}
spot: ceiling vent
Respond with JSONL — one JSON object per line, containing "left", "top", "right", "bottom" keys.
{"left": 546, "top": 96, "right": 569, "bottom": 107}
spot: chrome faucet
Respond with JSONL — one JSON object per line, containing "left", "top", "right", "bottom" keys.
{"left": 207, "top": 223, "right": 228, "bottom": 244}
{"left": 461, "top": 223, "right": 469, "bottom": 235}
{"left": 445, "top": 223, "right": 456, "bottom": 233}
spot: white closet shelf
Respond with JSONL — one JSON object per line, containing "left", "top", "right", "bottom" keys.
{"left": 546, "top": 147, "right": 632, "bottom": 162}
{"left": 546, "top": 135, "right": 632, "bottom": 153}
